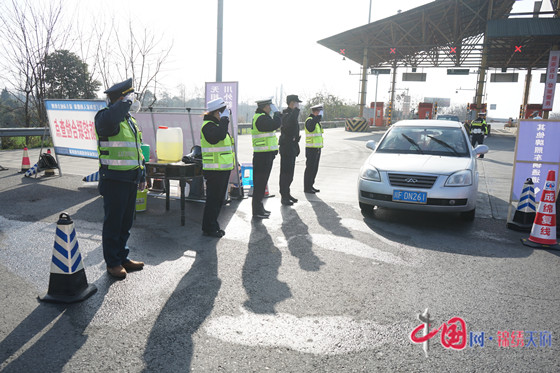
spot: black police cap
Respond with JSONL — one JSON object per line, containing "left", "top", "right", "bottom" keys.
{"left": 104, "top": 78, "right": 134, "bottom": 99}
{"left": 286, "top": 94, "right": 302, "bottom": 105}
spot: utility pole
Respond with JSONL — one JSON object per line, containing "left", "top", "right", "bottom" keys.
{"left": 359, "top": 0, "right": 373, "bottom": 117}
{"left": 216, "top": 0, "right": 223, "bottom": 82}
{"left": 474, "top": 0, "right": 494, "bottom": 116}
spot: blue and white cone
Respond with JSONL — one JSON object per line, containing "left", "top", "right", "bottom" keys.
{"left": 507, "top": 178, "right": 537, "bottom": 232}
{"left": 39, "top": 213, "right": 97, "bottom": 303}
{"left": 24, "top": 163, "right": 39, "bottom": 177}
{"left": 82, "top": 171, "right": 99, "bottom": 182}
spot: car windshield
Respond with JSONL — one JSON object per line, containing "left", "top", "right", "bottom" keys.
{"left": 437, "top": 115, "right": 459, "bottom": 121}
{"left": 377, "top": 126, "right": 470, "bottom": 157}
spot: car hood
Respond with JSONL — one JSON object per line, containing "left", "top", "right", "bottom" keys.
{"left": 368, "top": 153, "right": 473, "bottom": 175}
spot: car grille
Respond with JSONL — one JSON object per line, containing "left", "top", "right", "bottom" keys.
{"left": 388, "top": 173, "right": 437, "bottom": 189}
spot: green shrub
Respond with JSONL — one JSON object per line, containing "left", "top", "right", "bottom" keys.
{"left": 0, "top": 136, "right": 54, "bottom": 150}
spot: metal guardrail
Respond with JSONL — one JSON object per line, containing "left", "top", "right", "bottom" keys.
{"left": 0, "top": 128, "right": 50, "bottom": 137}
{"left": 237, "top": 121, "right": 347, "bottom": 134}
{"left": 1, "top": 121, "right": 349, "bottom": 137}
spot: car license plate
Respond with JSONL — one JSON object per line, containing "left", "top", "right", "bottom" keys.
{"left": 392, "top": 190, "right": 427, "bottom": 204}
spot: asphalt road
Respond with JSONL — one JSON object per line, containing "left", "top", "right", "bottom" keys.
{"left": 0, "top": 125, "right": 559, "bottom": 372}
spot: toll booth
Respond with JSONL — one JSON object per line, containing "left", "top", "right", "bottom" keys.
{"left": 369, "top": 102, "right": 384, "bottom": 126}
{"left": 418, "top": 103, "right": 433, "bottom": 119}
{"left": 525, "top": 104, "right": 543, "bottom": 119}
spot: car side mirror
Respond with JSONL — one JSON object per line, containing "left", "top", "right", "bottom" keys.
{"left": 366, "top": 140, "right": 376, "bottom": 151}
{"left": 474, "top": 144, "right": 488, "bottom": 155}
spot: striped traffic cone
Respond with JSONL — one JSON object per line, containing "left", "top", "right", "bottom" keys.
{"left": 44, "top": 149, "right": 56, "bottom": 177}
{"left": 39, "top": 213, "right": 97, "bottom": 303}
{"left": 24, "top": 163, "right": 39, "bottom": 177}
{"left": 521, "top": 170, "right": 559, "bottom": 250}
{"left": 20, "top": 147, "right": 31, "bottom": 173}
{"left": 83, "top": 171, "right": 99, "bottom": 182}
{"left": 507, "top": 178, "right": 537, "bottom": 232}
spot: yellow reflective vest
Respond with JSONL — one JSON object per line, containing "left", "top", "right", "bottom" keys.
{"left": 96, "top": 112, "right": 144, "bottom": 171}
{"left": 305, "top": 116, "right": 324, "bottom": 148}
{"left": 251, "top": 113, "right": 279, "bottom": 152}
{"left": 200, "top": 120, "right": 234, "bottom": 171}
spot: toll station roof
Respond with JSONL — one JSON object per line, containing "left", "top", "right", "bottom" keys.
{"left": 318, "top": 0, "right": 560, "bottom": 69}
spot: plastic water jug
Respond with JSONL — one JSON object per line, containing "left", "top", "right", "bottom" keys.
{"left": 156, "top": 126, "right": 183, "bottom": 163}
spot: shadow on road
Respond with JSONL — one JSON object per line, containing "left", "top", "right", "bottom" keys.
{"left": 361, "top": 207, "right": 535, "bottom": 259}
{"left": 280, "top": 207, "right": 325, "bottom": 272}
{"left": 141, "top": 198, "right": 243, "bottom": 371}
{"left": 0, "top": 172, "right": 101, "bottom": 223}
{"left": 0, "top": 281, "right": 108, "bottom": 372}
{"left": 242, "top": 219, "right": 292, "bottom": 314}
{"left": 142, "top": 239, "right": 221, "bottom": 371}
{"left": 308, "top": 194, "right": 353, "bottom": 239}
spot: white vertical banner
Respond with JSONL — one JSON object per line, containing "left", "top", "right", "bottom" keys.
{"left": 205, "top": 82, "right": 241, "bottom": 185}
{"left": 543, "top": 50, "right": 560, "bottom": 111}
{"left": 205, "top": 82, "right": 239, "bottom": 145}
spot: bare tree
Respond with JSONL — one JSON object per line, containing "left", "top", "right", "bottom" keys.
{"left": 0, "top": 0, "right": 70, "bottom": 127}
{"left": 82, "top": 16, "right": 173, "bottom": 104}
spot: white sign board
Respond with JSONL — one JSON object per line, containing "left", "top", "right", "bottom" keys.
{"left": 45, "top": 100, "right": 106, "bottom": 158}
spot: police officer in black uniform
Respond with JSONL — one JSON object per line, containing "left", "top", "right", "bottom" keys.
{"left": 470, "top": 114, "right": 488, "bottom": 158}
{"left": 279, "top": 94, "right": 302, "bottom": 205}
{"left": 200, "top": 97, "right": 233, "bottom": 238}
{"left": 252, "top": 98, "right": 282, "bottom": 218}
{"left": 95, "top": 78, "right": 145, "bottom": 279}
{"left": 304, "top": 104, "right": 324, "bottom": 193}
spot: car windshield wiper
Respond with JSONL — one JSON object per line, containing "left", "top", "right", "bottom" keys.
{"left": 427, "top": 135, "right": 460, "bottom": 156}
{"left": 401, "top": 134, "right": 424, "bottom": 154}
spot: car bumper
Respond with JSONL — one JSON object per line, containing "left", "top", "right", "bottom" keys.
{"left": 358, "top": 176, "right": 478, "bottom": 212}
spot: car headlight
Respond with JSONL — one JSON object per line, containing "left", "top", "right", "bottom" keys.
{"left": 445, "top": 170, "right": 472, "bottom": 186}
{"left": 360, "top": 166, "right": 381, "bottom": 181}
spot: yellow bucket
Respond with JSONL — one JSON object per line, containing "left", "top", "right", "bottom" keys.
{"left": 136, "top": 189, "right": 148, "bottom": 212}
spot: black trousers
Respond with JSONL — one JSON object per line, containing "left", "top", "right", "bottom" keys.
{"left": 252, "top": 152, "right": 275, "bottom": 213}
{"left": 279, "top": 145, "right": 296, "bottom": 198}
{"left": 202, "top": 170, "right": 230, "bottom": 232}
{"left": 471, "top": 134, "right": 485, "bottom": 158}
{"left": 99, "top": 178, "right": 137, "bottom": 267}
{"left": 304, "top": 147, "right": 321, "bottom": 190}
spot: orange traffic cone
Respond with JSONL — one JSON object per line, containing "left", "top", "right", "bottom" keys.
{"left": 20, "top": 147, "right": 30, "bottom": 173}
{"left": 521, "top": 170, "right": 559, "bottom": 250}
{"left": 44, "top": 149, "right": 55, "bottom": 177}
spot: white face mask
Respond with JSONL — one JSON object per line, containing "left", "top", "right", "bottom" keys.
{"left": 130, "top": 100, "right": 141, "bottom": 113}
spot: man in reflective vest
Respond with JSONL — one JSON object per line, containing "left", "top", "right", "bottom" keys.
{"left": 304, "top": 104, "right": 324, "bottom": 193}
{"left": 201, "top": 97, "right": 234, "bottom": 237}
{"left": 252, "top": 98, "right": 282, "bottom": 218}
{"left": 95, "top": 78, "right": 145, "bottom": 279}
{"left": 470, "top": 114, "right": 488, "bottom": 158}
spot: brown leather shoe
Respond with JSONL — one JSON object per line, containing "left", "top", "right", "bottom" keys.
{"left": 107, "top": 265, "right": 127, "bottom": 279}
{"left": 122, "top": 259, "right": 144, "bottom": 272}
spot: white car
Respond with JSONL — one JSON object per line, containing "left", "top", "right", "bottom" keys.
{"left": 358, "top": 120, "right": 488, "bottom": 221}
